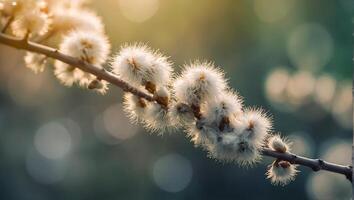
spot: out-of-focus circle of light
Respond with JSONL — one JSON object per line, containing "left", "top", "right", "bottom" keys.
{"left": 118, "top": 0, "right": 159, "bottom": 23}
{"left": 287, "top": 23, "right": 333, "bottom": 71}
{"left": 103, "top": 104, "right": 138, "bottom": 140}
{"left": 60, "top": 118, "right": 82, "bottom": 146}
{"left": 254, "top": 0, "right": 295, "bottom": 23}
{"left": 306, "top": 172, "right": 352, "bottom": 200}
{"left": 288, "top": 133, "right": 314, "bottom": 157}
{"left": 265, "top": 68, "right": 290, "bottom": 103}
{"left": 7, "top": 70, "right": 52, "bottom": 107}
{"left": 286, "top": 70, "right": 315, "bottom": 105}
{"left": 331, "top": 83, "right": 352, "bottom": 129}
{"left": 314, "top": 74, "right": 337, "bottom": 110}
{"left": 321, "top": 140, "right": 351, "bottom": 165}
{"left": 34, "top": 121, "right": 72, "bottom": 160}
{"left": 26, "top": 150, "right": 67, "bottom": 184}
{"left": 306, "top": 140, "right": 351, "bottom": 200}
{"left": 152, "top": 154, "right": 193, "bottom": 192}
{"left": 93, "top": 114, "right": 119, "bottom": 145}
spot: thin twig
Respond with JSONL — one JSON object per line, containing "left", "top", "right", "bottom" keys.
{"left": 0, "top": 33, "right": 155, "bottom": 102}
{"left": 1, "top": 16, "right": 14, "bottom": 33}
{"left": 262, "top": 148, "right": 352, "bottom": 182}
{"left": 0, "top": 32, "right": 352, "bottom": 182}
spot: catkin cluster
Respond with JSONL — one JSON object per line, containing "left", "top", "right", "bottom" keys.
{"left": 0, "top": 0, "right": 298, "bottom": 185}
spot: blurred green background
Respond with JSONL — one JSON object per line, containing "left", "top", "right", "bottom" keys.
{"left": 0, "top": 0, "right": 352, "bottom": 199}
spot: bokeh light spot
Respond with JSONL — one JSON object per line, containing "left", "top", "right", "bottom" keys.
{"left": 286, "top": 70, "right": 315, "bottom": 105}
{"left": 331, "top": 83, "right": 352, "bottom": 129}
{"left": 26, "top": 150, "right": 67, "bottom": 184}
{"left": 314, "top": 74, "right": 336, "bottom": 110}
{"left": 152, "top": 154, "right": 193, "bottom": 192}
{"left": 34, "top": 121, "right": 72, "bottom": 160}
{"left": 307, "top": 140, "right": 352, "bottom": 199}
{"left": 265, "top": 68, "right": 290, "bottom": 103}
{"left": 288, "top": 133, "right": 314, "bottom": 157}
{"left": 287, "top": 23, "right": 333, "bottom": 71}
{"left": 118, "top": 0, "right": 159, "bottom": 23}
{"left": 94, "top": 104, "right": 138, "bottom": 144}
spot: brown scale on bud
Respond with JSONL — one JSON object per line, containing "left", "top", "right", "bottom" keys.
{"left": 274, "top": 159, "right": 291, "bottom": 168}
{"left": 279, "top": 161, "right": 291, "bottom": 168}
{"left": 127, "top": 58, "right": 139, "bottom": 71}
{"left": 66, "top": 65, "right": 75, "bottom": 72}
{"left": 275, "top": 145, "right": 287, "bottom": 153}
{"left": 268, "top": 135, "right": 289, "bottom": 153}
{"left": 88, "top": 79, "right": 102, "bottom": 89}
{"left": 144, "top": 81, "right": 156, "bottom": 94}
{"left": 218, "top": 116, "right": 230, "bottom": 132}
{"left": 81, "top": 49, "right": 94, "bottom": 63}
{"left": 81, "top": 40, "right": 94, "bottom": 49}
{"left": 246, "top": 120, "right": 255, "bottom": 131}
{"left": 155, "top": 95, "right": 169, "bottom": 109}
{"left": 199, "top": 73, "right": 206, "bottom": 81}
{"left": 191, "top": 104, "right": 202, "bottom": 119}
{"left": 137, "top": 98, "right": 147, "bottom": 108}
{"left": 38, "top": 1, "right": 49, "bottom": 14}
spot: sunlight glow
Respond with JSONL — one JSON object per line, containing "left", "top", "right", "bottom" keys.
{"left": 254, "top": 0, "right": 295, "bottom": 23}
{"left": 118, "top": 0, "right": 159, "bottom": 23}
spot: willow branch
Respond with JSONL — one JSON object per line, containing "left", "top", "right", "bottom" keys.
{"left": 0, "top": 32, "right": 352, "bottom": 182}
{"left": 0, "top": 33, "right": 155, "bottom": 102}
{"left": 1, "top": 16, "right": 14, "bottom": 33}
{"left": 262, "top": 148, "right": 352, "bottom": 182}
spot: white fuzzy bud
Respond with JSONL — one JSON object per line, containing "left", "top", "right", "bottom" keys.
{"left": 0, "top": 0, "right": 17, "bottom": 17}
{"left": 200, "top": 126, "right": 261, "bottom": 166}
{"left": 266, "top": 160, "right": 298, "bottom": 186}
{"left": 24, "top": 52, "right": 47, "bottom": 73}
{"left": 111, "top": 44, "right": 172, "bottom": 88}
{"left": 204, "top": 91, "right": 243, "bottom": 129}
{"left": 123, "top": 92, "right": 147, "bottom": 124}
{"left": 268, "top": 134, "right": 291, "bottom": 153}
{"left": 55, "top": 31, "right": 110, "bottom": 87}
{"left": 186, "top": 116, "right": 260, "bottom": 166}
{"left": 0, "top": 0, "right": 36, "bottom": 16}
{"left": 75, "top": 70, "right": 96, "bottom": 88}
{"left": 50, "top": 9, "right": 104, "bottom": 35}
{"left": 231, "top": 135, "right": 262, "bottom": 166}
{"left": 11, "top": 10, "right": 51, "bottom": 37}
{"left": 238, "top": 108, "right": 272, "bottom": 147}
{"left": 170, "top": 102, "right": 195, "bottom": 126}
{"left": 155, "top": 86, "right": 169, "bottom": 98}
{"left": 203, "top": 108, "right": 271, "bottom": 166}
{"left": 173, "top": 61, "right": 228, "bottom": 106}
{"left": 60, "top": 31, "right": 110, "bottom": 65}
{"left": 53, "top": 62, "right": 81, "bottom": 86}
{"left": 88, "top": 79, "right": 109, "bottom": 95}
{"left": 185, "top": 119, "right": 211, "bottom": 147}
{"left": 143, "top": 103, "right": 175, "bottom": 134}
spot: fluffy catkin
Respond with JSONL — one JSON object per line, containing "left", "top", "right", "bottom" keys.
{"left": 173, "top": 61, "right": 228, "bottom": 107}
{"left": 266, "top": 160, "right": 298, "bottom": 186}
{"left": 54, "top": 31, "right": 110, "bottom": 89}
{"left": 111, "top": 44, "right": 172, "bottom": 89}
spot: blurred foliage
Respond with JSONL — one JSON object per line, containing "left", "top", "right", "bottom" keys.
{"left": 0, "top": 0, "right": 352, "bottom": 199}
